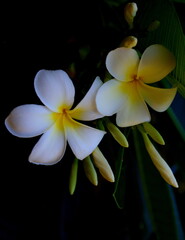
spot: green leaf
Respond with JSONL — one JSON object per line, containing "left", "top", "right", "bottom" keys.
{"left": 167, "top": 106, "right": 185, "bottom": 142}
{"left": 113, "top": 128, "right": 130, "bottom": 209}
{"left": 132, "top": 128, "right": 184, "bottom": 240}
{"left": 162, "top": 79, "right": 185, "bottom": 142}
{"left": 172, "top": 0, "right": 185, "bottom": 3}
{"left": 112, "top": 146, "right": 126, "bottom": 209}
{"left": 103, "top": 0, "right": 128, "bottom": 7}
{"left": 137, "top": 0, "right": 185, "bottom": 97}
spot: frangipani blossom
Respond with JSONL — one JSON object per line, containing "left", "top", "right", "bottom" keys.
{"left": 5, "top": 70, "right": 105, "bottom": 165}
{"left": 96, "top": 44, "right": 177, "bottom": 127}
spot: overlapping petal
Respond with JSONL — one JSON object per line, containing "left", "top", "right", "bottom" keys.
{"left": 116, "top": 82, "right": 151, "bottom": 127}
{"left": 5, "top": 104, "right": 53, "bottom": 137}
{"left": 138, "top": 81, "right": 177, "bottom": 112}
{"left": 137, "top": 44, "right": 176, "bottom": 84}
{"left": 63, "top": 116, "right": 106, "bottom": 160}
{"left": 106, "top": 47, "right": 139, "bottom": 81}
{"left": 29, "top": 123, "right": 66, "bottom": 165}
{"left": 70, "top": 76, "right": 104, "bottom": 121}
{"left": 34, "top": 70, "right": 75, "bottom": 112}
{"left": 96, "top": 79, "right": 125, "bottom": 116}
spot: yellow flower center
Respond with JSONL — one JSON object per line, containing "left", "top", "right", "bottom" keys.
{"left": 51, "top": 108, "right": 79, "bottom": 131}
{"left": 132, "top": 74, "right": 142, "bottom": 82}
{"left": 51, "top": 107, "right": 73, "bottom": 131}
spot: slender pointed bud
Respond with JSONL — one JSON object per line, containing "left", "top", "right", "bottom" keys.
{"left": 142, "top": 133, "right": 178, "bottom": 188}
{"left": 69, "top": 158, "right": 78, "bottom": 195}
{"left": 92, "top": 147, "right": 115, "bottom": 182}
{"left": 83, "top": 156, "right": 98, "bottom": 186}
{"left": 143, "top": 122, "right": 165, "bottom": 145}
{"left": 124, "top": 2, "right": 138, "bottom": 29}
{"left": 147, "top": 20, "right": 160, "bottom": 32}
{"left": 120, "top": 36, "right": 138, "bottom": 48}
{"left": 106, "top": 122, "right": 129, "bottom": 147}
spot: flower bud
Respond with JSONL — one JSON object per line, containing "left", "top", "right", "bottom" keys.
{"left": 92, "top": 147, "right": 115, "bottom": 182}
{"left": 142, "top": 132, "right": 178, "bottom": 188}
{"left": 69, "top": 158, "right": 78, "bottom": 195}
{"left": 124, "top": 2, "right": 138, "bottom": 29}
{"left": 83, "top": 156, "right": 98, "bottom": 186}
{"left": 120, "top": 36, "right": 138, "bottom": 48}
{"left": 143, "top": 122, "right": 165, "bottom": 145}
{"left": 147, "top": 20, "right": 160, "bottom": 32}
{"left": 106, "top": 121, "right": 129, "bottom": 147}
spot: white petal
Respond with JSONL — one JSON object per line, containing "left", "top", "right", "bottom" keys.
{"left": 106, "top": 47, "right": 139, "bottom": 81}
{"left": 138, "top": 81, "right": 177, "bottom": 112}
{"left": 116, "top": 81, "right": 151, "bottom": 127}
{"left": 70, "top": 76, "right": 104, "bottom": 120}
{"left": 5, "top": 104, "right": 54, "bottom": 138}
{"left": 29, "top": 124, "right": 67, "bottom": 165}
{"left": 64, "top": 117, "right": 106, "bottom": 160}
{"left": 96, "top": 80, "right": 125, "bottom": 116}
{"left": 34, "top": 70, "right": 75, "bottom": 112}
{"left": 137, "top": 44, "right": 176, "bottom": 83}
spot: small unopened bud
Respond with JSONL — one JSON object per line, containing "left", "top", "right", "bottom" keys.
{"left": 120, "top": 36, "right": 138, "bottom": 48}
{"left": 147, "top": 20, "right": 160, "bottom": 32}
{"left": 124, "top": 2, "right": 138, "bottom": 29}
{"left": 106, "top": 121, "right": 129, "bottom": 147}
{"left": 142, "top": 133, "right": 178, "bottom": 188}
{"left": 92, "top": 147, "right": 115, "bottom": 182}
{"left": 143, "top": 122, "right": 165, "bottom": 145}
{"left": 69, "top": 158, "right": 78, "bottom": 195}
{"left": 83, "top": 156, "right": 98, "bottom": 186}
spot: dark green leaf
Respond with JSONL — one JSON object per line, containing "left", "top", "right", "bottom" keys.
{"left": 167, "top": 106, "right": 185, "bottom": 142}
{"left": 112, "top": 146, "right": 126, "bottom": 209}
{"left": 113, "top": 129, "right": 130, "bottom": 209}
{"left": 132, "top": 128, "right": 184, "bottom": 240}
{"left": 172, "top": 0, "right": 185, "bottom": 3}
{"left": 137, "top": 0, "right": 185, "bottom": 97}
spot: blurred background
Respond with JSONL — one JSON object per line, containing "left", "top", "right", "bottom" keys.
{"left": 1, "top": 0, "right": 185, "bottom": 239}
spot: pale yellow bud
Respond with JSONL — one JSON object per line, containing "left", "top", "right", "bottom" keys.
{"left": 147, "top": 20, "right": 160, "bottom": 32}
{"left": 83, "top": 156, "right": 98, "bottom": 186}
{"left": 124, "top": 2, "right": 138, "bottom": 29}
{"left": 106, "top": 122, "right": 129, "bottom": 147}
{"left": 143, "top": 122, "right": 165, "bottom": 145}
{"left": 142, "top": 133, "right": 178, "bottom": 188}
{"left": 69, "top": 158, "right": 78, "bottom": 195}
{"left": 92, "top": 147, "right": 115, "bottom": 182}
{"left": 120, "top": 36, "right": 138, "bottom": 48}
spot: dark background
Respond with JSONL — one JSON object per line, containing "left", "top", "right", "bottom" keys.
{"left": 1, "top": 2, "right": 128, "bottom": 239}
{"left": 1, "top": 1, "right": 185, "bottom": 239}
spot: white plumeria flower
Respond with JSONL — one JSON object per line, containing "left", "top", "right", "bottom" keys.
{"left": 96, "top": 44, "right": 177, "bottom": 127}
{"left": 5, "top": 70, "right": 106, "bottom": 165}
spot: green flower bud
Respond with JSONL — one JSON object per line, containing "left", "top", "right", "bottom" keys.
{"left": 83, "top": 156, "right": 98, "bottom": 186}
{"left": 69, "top": 158, "right": 78, "bottom": 195}
{"left": 142, "top": 132, "right": 178, "bottom": 188}
{"left": 124, "top": 2, "right": 138, "bottom": 29}
{"left": 92, "top": 147, "right": 115, "bottom": 182}
{"left": 120, "top": 36, "right": 138, "bottom": 48}
{"left": 147, "top": 20, "right": 160, "bottom": 32}
{"left": 106, "top": 121, "right": 129, "bottom": 147}
{"left": 143, "top": 122, "right": 165, "bottom": 145}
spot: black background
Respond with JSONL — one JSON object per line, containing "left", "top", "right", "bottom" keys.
{"left": 1, "top": 1, "right": 127, "bottom": 239}
{"left": 1, "top": 1, "right": 185, "bottom": 239}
